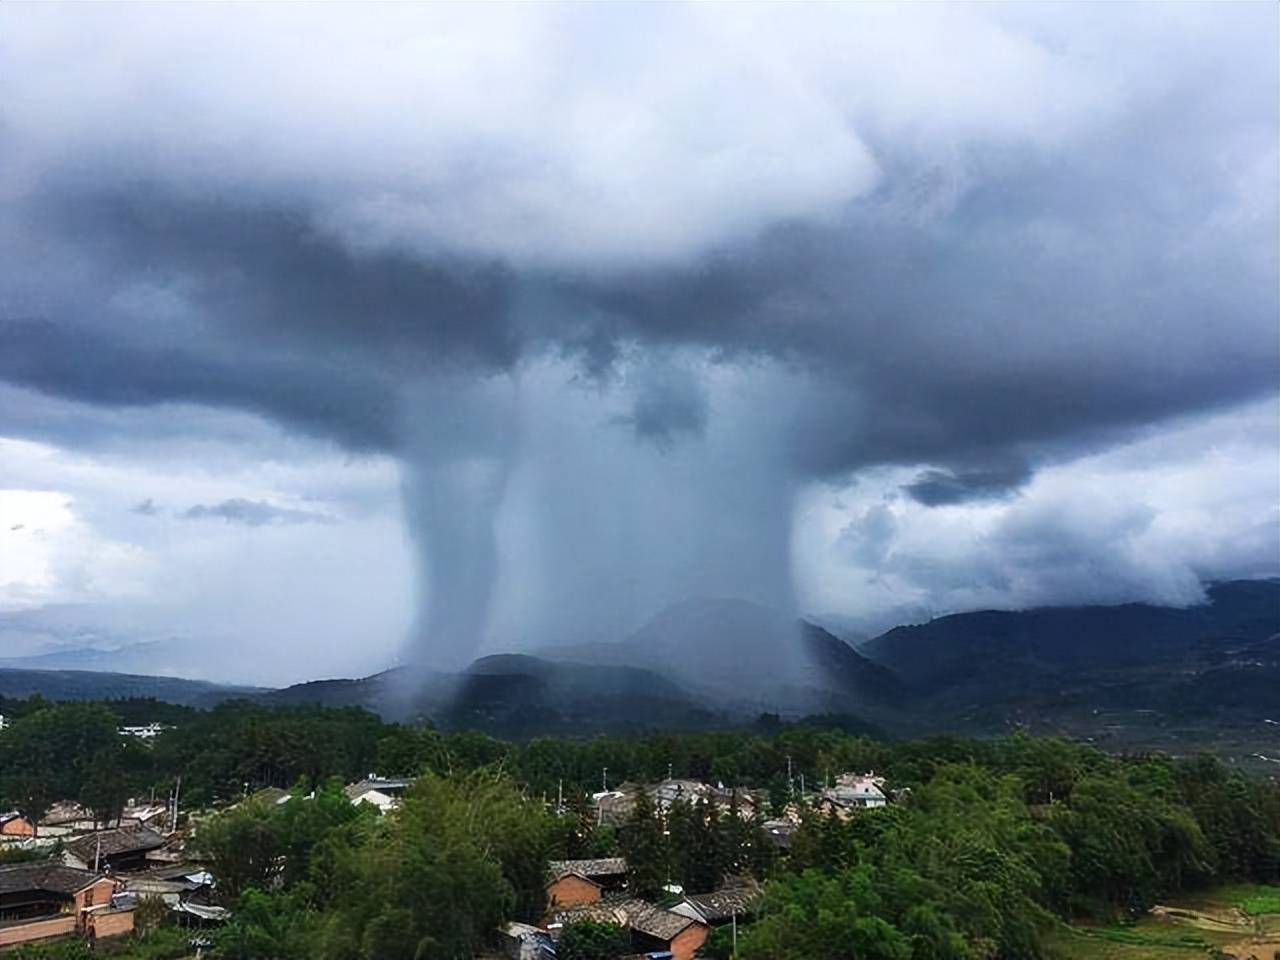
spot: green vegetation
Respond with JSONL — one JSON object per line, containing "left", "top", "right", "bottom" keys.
{"left": 558, "top": 921, "right": 630, "bottom": 960}
{"left": 1241, "top": 888, "right": 1280, "bottom": 916}
{"left": 1, "top": 695, "right": 1278, "bottom": 959}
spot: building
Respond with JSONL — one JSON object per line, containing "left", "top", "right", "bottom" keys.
{"left": 0, "top": 862, "right": 133, "bottom": 949}
{"left": 38, "top": 802, "right": 98, "bottom": 837}
{"left": 816, "top": 772, "right": 888, "bottom": 819}
{"left": 670, "top": 882, "right": 763, "bottom": 927}
{"left": 119, "top": 723, "right": 169, "bottom": 742}
{"left": 592, "top": 787, "right": 638, "bottom": 827}
{"left": 650, "top": 779, "right": 709, "bottom": 811}
{"left": 545, "top": 858, "right": 629, "bottom": 908}
{"left": 62, "top": 826, "right": 167, "bottom": 873}
{"left": 549, "top": 898, "right": 708, "bottom": 960}
{"left": 0, "top": 813, "right": 36, "bottom": 839}
{"left": 709, "top": 786, "right": 759, "bottom": 819}
{"left": 344, "top": 778, "right": 410, "bottom": 814}
{"left": 760, "top": 818, "right": 796, "bottom": 850}
{"left": 495, "top": 920, "right": 555, "bottom": 960}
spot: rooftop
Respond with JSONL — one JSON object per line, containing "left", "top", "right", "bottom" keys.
{"left": 547, "top": 857, "right": 628, "bottom": 881}
{"left": 64, "top": 826, "right": 167, "bottom": 865}
{"left": 681, "top": 884, "right": 763, "bottom": 922}
{"left": 0, "top": 862, "right": 105, "bottom": 897}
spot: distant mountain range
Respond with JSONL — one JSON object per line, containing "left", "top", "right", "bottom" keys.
{"left": 1, "top": 580, "right": 1275, "bottom": 755}
{"left": 0, "top": 666, "right": 262, "bottom": 706}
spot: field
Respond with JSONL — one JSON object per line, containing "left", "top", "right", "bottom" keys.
{"left": 1046, "top": 885, "right": 1280, "bottom": 960}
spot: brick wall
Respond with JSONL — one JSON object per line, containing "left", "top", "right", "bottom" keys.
{"left": 0, "top": 914, "right": 76, "bottom": 948}
{"left": 546, "top": 874, "right": 601, "bottom": 908}
{"left": 668, "top": 922, "right": 709, "bottom": 960}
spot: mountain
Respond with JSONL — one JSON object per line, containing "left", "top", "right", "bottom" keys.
{"left": 543, "top": 597, "right": 902, "bottom": 714}
{"left": 257, "top": 654, "right": 724, "bottom": 735}
{"left": 858, "top": 579, "right": 1280, "bottom": 745}
{"left": 0, "top": 639, "right": 210, "bottom": 679}
{"left": 862, "top": 580, "right": 1279, "bottom": 694}
{"left": 1, "top": 581, "right": 1274, "bottom": 752}
{"left": 0, "top": 667, "right": 261, "bottom": 706}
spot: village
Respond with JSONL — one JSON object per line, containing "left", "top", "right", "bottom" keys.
{"left": 0, "top": 762, "right": 891, "bottom": 959}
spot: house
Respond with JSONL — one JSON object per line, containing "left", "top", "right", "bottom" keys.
{"left": 592, "top": 786, "right": 638, "bottom": 826}
{"left": 247, "top": 787, "right": 294, "bottom": 808}
{"left": 545, "top": 857, "right": 629, "bottom": 908}
{"left": 38, "top": 802, "right": 98, "bottom": 837}
{"left": 816, "top": 772, "right": 888, "bottom": 819}
{"left": 0, "top": 813, "right": 36, "bottom": 839}
{"left": 650, "top": 779, "right": 709, "bottom": 811}
{"left": 119, "top": 723, "right": 169, "bottom": 742}
{"left": 760, "top": 818, "right": 796, "bottom": 850}
{"left": 496, "top": 920, "right": 555, "bottom": 960}
{"left": 549, "top": 898, "right": 708, "bottom": 960}
{"left": 344, "top": 778, "right": 410, "bottom": 814}
{"left": 670, "top": 882, "right": 763, "bottom": 927}
{"left": 0, "top": 862, "right": 133, "bottom": 949}
{"left": 709, "top": 786, "right": 759, "bottom": 820}
{"left": 624, "top": 900, "right": 708, "bottom": 960}
{"left": 118, "top": 863, "right": 215, "bottom": 903}
{"left": 62, "top": 826, "right": 167, "bottom": 873}
{"left": 119, "top": 802, "right": 170, "bottom": 831}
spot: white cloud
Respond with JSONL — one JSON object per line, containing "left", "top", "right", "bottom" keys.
{"left": 0, "top": 430, "right": 414, "bottom": 685}
{"left": 4, "top": 3, "right": 1251, "bottom": 269}
{"left": 796, "top": 396, "right": 1280, "bottom": 631}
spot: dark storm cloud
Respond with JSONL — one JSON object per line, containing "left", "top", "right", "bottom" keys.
{"left": 0, "top": 317, "right": 398, "bottom": 451}
{"left": 182, "top": 498, "right": 335, "bottom": 527}
{"left": 614, "top": 361, "right": 709, "bottom": 450}
{"left": 0, "top": 4, "right": 1276, "bottom": 662}
{"left": 903, "top": 466, "right": 1034, "bottom": 507}
{"left": 0, "top": 3, "right": 1273, "bottom": 483}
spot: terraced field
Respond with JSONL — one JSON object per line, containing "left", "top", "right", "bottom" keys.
{"left": 1047, "top": 885, "right": 1280, "bottom": 960}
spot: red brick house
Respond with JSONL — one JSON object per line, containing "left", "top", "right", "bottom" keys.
{"left": 545, "top": 858, "right": 628, "bottom": 908}
{"left": 548, "top": 898, "right": 708, "bottom": 960}
{"left": 0, "top": 814, "right": 35, "bottom": 839}
{"left": 0, "top": 862, "right": 133, "bottom": 949}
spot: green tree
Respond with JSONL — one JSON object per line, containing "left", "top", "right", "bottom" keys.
{"left": 620, "top": 789, "right": 667, "bottom": 899}
{"left": 558, "top": 920, "right": 630, "bottom": 960}
{"left": 191, "top": 798, "right": 283, "bottom": 901}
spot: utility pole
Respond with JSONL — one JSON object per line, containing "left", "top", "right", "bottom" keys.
{"left": 602, "top": 767, "right": 608, "bottom": 792}
{"left": 786, "top": 755, "right": 794, "bottom": 796}
{"left": 667, "top": 761, "right": 673, "bottom": 781}
{"left": 557, "top": 779, "right": 564, "bottom": 812}
{"left": 732, "top": 908, "right": 738, "bottom": 959}
{"left": 170, "top": 776, "right": 182, "bottom": 834}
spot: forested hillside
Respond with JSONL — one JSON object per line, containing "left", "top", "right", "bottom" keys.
{"left": 1, "top": 696, "right": 1277, "bottom": 959}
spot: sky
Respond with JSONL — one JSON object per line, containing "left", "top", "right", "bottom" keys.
{"left": 0, "top": 4, "right": 1276, "bottom": 685}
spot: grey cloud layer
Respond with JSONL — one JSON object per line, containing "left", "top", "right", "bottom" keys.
{"left": 182, "top": 499, "right": 335, "bottom": 527}
{"left": 0, "top": 4, "right": 1275, "bottom": 661}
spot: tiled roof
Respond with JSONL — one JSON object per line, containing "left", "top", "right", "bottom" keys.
{"left": 619, "top": 899, "right": 700, "bottom": 941}
{"left": 64, "top": 826, "right": 166, "bottom": 864}
{"left": 552, "top": 897, "right": 699, "bottom": 943}
{"left": 547, "top": 857, "right": 628, "bottom": 881}
{"left": 0, "top": 862, "right": 104, "bottom": 896}
{"left": 682, "top": 884, "right": 763, "bottom": 922}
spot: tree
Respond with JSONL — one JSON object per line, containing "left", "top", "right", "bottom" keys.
{"left": 322, "top": 770, "right": 554, "bottom": 960}
{"left": 558, "top": 921, "right": 630, "bottom": 960}
{"left": 191, "top": 798, "right": 283, "bottom": 901}
{"left": 620, "top": 789, "right": 667, "bottom": 899}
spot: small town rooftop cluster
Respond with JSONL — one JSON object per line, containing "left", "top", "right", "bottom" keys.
{"left": 2, "top": 762, "right": 888, "bottom": 957}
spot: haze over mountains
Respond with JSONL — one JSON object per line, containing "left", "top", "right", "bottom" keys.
{"left": 3, "top": 580, "right": 1275, "bottom": 759}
